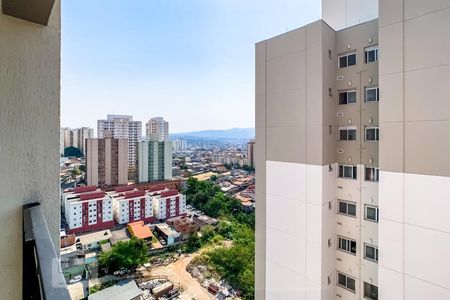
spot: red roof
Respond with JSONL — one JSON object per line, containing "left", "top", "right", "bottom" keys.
{"left": 115, "top": 185, "right": 135, "bottom": 193}
{"left": 74, "top": 186, "right": 97, "bottom": 194}
{"left": 160, "top": 189, "right": 178, "bottom": 198}
{"left": 127, "top": 221, "right": 153, "bottom": 239}
{"left": 124, "top": 190, "right": 146, "bottom": 199}
{"left": 79, "top": 192, "right": 105, "bottom": 201}
{"left": 147, "top": 185, "right": 166, "bottom": 192}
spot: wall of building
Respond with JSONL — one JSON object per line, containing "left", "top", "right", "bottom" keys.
{"left": 0, "top": 1, "right": 61, "bottom": 298}
{"left": 378, "top": 1, "right": 450, "bottom": 298}
{"left": 322, "top": 0, "right": 378, "bottom": 30}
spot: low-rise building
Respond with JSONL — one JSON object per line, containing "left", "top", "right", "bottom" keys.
{"left": 63, "top": 186, "right": 114, "bottom": 234}
{"left": 77, "top": 230, "right": 112, "bottom": 251}
{"left": 152, "top": 190, "right": 187, "bottom": 220}
{"left": 154, "top": 223, "right": 181, "bottom": 245}
{"left": 127, "top": 221, "right": 153, "bottom": 243}
{"left": 166, "top": 216, "right": 199, "bottom": 240}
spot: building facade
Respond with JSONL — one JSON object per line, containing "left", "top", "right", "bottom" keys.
{"left": 63, "top": 186, "right": 114, "bottom": 234}
{"left": 60, "top": 127, "right": 94, "bottom": 155}
{"left": 137, "top": 140, "right": 173, "bottom": 183}
{"left": 146, "top": 117, "right": 169, "bottom": 141}
{"left": 172, "top": 139, "right": 187, "bottom": 152}
{"left": 152, "top": 190, "right": 187, "bottom": 220}
{"left": 98, "top": 115, "right": 142, "bottom": 170}
{"left": 255, "top": 0, "right": 450, "bottom": 299}
{"left": 86, "top": 137, "right": 129, "bottom": 187}
{"left": 246, "top": 139, "right": 255, "bottom": 168}
{"left": 108, "top": 186, "right": 154, "bottom": 224}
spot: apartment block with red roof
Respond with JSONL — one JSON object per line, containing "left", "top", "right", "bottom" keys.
{"left": 152, "top": 189, "right": 187, "bottom": 220}
{"left": 63, "top": 186, "right": 114, "bottom": 234}
{"left": 107, "top": 185, "right": 154, "bottom": 224}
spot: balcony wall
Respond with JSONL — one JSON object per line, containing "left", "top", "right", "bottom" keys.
{"left": 0, "top": 1, "right": 60, "bottom": 298}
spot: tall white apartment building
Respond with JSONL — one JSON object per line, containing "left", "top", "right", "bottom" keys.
{"left": 255, "top": 0, "right": 450, "bottom": 299}
{"left": 136, "top": 140, "right": 172, "bottom": 183}
{"left": 97, "top": 115, "right": 142, "bottom": 169}
{"left": 62, "top": 186, "right": 114, "bottom": 234}
{"left": 146, "top": 117, "right": 169, "bottom": 142}
{"left": 60, "top": 127, "right": 94, "bottom": 156}
{"left": 172, "top": 139, "right": 187, "bottom": 152}
{"left": 107, "top": 186, "right": 154, "bottom": 225}
{"left": 152, "top": 190, "right": 187, "bottom": 220}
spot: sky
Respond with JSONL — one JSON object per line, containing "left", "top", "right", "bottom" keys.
{"left": 61, "top": 0, "right": 321, "bottom": 134}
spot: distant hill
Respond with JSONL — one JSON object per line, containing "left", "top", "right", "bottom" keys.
{"left": 170, "top": 128, "right": 255, "bottom": 144}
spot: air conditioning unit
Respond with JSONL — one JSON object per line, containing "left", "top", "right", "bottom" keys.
{"left": 337, "top": 112, "right": 344, "bottom": 117}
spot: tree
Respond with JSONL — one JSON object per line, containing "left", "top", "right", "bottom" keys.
{"left": 64, "top": 146, "right": 83, "bottom": 158}
{"left": 98, "top": 237, "right": 148, "bottom": 272}
{"left": 210, "top": 175, "right": 218, "bottom": 182}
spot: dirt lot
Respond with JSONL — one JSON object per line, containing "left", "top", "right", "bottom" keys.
{"left": 150, "top": 254, "right": 214, "bottom": 300}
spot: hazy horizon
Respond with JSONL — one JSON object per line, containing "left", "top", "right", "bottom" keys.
{"left": 61, "top": 0, "right": 321, "bottom": 133}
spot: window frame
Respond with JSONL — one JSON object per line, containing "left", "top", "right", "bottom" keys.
{"left": 337, "top": 236, "right": 357, "bottom": 255}
{"left": 338, "top": 90, "right": 357, "bottom": 105}
{"left": 337, "top": 271, "right": 356, "bottom": 293}
{"left": 337, "top": 200, "right": 357, "bottom": 217}
{"left": 338, "top": 126, "right": 357, "bottom": 141}
{"left": 338, "top": 164, "right": 358, "bottom": 180}
{"left": 365, "top": 86, "right": 379, "bottom": 102}
{"left": 364, "top": 243, "right": 379, "bottom": 262}
{"left": 363, "top": 281, "right": 378, "bottom": 300}
{"left": 365, "top": 126, "right": 379, "bottom": 141}
{"left": 338, "top": 52, "right": 357, "bottom": 69}
{"left": 365, "top": 204, "right": 379, "bottom": 223}
{"left": 364, "top": 166, "right": 380, "bottom": 182}
{"left": 364, "top": 46, "right": 378, "bottom": 63}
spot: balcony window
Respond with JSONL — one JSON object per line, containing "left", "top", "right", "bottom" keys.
{"left": 365, "top": 127, "right": 379, "bottom": 141}
{"left": 365, "top": 205, "right": 379, "bottom": 222}
{"left": 364, "top": 244, "right": 379, "bottom": 262}
{"left": 338, "top": 165, "right": 357, "bottom": 179}
{"left": 338, "top": 52, "right": 357, "bottom": 68}
{"left": 365, "top": 46, "right": 378, "bottom": 63}
{"left": 338, "top": 200, "right": 356, "bottom": 217}
{"left": 337, "top": 272, "right": 356, "bottom": 292}
{"left": 364, "top": 282, "right": 378, "bottom": 300}
{"left": 338, "top": 90, "right": 357, "bottom": 105}
{"left": 338, "top": 236, "right": 357, "bottom": 255}
{"left": 365, "top": 167, "right": 379, "bottom": 182}
{"left": 338, "top": 127, "right": 357, "bottom": 141}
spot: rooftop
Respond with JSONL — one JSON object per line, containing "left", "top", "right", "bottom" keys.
{"left": 77, "top": 230, "right": 112, "bottom": 246}
{"left": 127, "top": 221, "right": 153, "bottom": 240}
{"left": 88, "top": 279, "right": 142, "bottom": 300}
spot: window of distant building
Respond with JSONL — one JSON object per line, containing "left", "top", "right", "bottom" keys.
{"left": 365, "top": 205, "right": 379, "bottom": 222}
{"left": 365, "top": 86, "right": 379, "bottom": 102}
{"left": 338, "top": 90, "right": 357, "bottom": 105}
{"left": 364, "top": 244, "right": 379, "bottom": 262}
{"left": 365, "top": 46, "right": 378, "bottom": 63}
{"left": 338, "top": 52, "right": 357, "bottom": 68}
{"left": 338, "top": 236, "right": 357, "bottom": 255}
{"left": 365, "top": 167, "right": 379, "bottom": 182}
{"left": 365, "top": 126, "right": 379, "bottom": 141}
{"left": 337, "top": 272, "right": 356, "bottom": 292}
{"left": 338, "top": 200, "right": 357, "bottom": 217}
{"left": 338, "top": 165, "right": 357, "bottom": 179}
{"left": 363, "top": 282, "right": 378, "bottom": 300}
{"left": 338, "top": 127, "right": 357, "bottom": 141}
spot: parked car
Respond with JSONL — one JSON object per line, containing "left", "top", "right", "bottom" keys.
{"left": 69, "top": 275, "right": 82, "bottom": 284}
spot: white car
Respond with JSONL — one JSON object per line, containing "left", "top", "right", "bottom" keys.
{"left": 69, "top": 275, "right": 82, "bottom": 284}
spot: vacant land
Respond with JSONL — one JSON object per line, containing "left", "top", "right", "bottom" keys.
{"left": 150, "top": 253, "right": 214, "bottom": 300}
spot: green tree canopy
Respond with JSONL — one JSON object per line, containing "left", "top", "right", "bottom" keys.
{"left": 64, "top": 146, "right": 83, "bottom": 158}
{"left": 98, "top": 237, "right": 148, "bottom": 272}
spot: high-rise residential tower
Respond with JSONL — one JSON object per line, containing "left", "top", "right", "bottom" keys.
{"left": 136, "top": 140, "right": 172, "bottom": 183}
{"left": 85, "top": 135, "right": 128, "bottom": 187}
{"left": 255, "top": 0, "right": 450, "bottom": 299}
{"left": 60, "top": 127, "right": 94, "bottom": 156}
{"left": 97, "top": 115, "right": 142, "bottom": 170}
{"left": 146, "top": 117, "right": 169, "bottom": 142}
{"left": 247, "top": 139, "right": 255, "bottom": 168}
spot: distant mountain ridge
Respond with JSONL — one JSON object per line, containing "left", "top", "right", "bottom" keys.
{"left": 170, "top": 128, "right": 255, "bottom": 144}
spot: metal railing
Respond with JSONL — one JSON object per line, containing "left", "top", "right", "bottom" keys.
{"left": 23, "top": 203, "right": 71, "bottom": 300}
